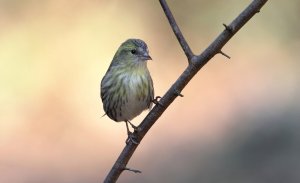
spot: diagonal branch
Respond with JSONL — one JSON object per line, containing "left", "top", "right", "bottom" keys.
{"left": 103, "top": 0, "right": 268, "bottom": 182}
{"left": 159, "top": 0, "right": 194, "bottom": 62}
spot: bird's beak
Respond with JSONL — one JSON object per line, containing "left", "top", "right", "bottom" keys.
{"left": 142, "top": 53, "right": 152, "bottom": 61}
{"left": 146, "top": 55, "right": 152, "bottom": 60}
{"left": 141, "top": 51, "right": 152, "bottom": 60}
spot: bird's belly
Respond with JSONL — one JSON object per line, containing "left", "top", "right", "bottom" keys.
{"left": 122, "top": 100, "right": 147, "bottom": 121}
{"left": 114, "top": 75, "right": 150, "bottom": 121}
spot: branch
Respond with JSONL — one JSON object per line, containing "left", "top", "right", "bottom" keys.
{"left": 103, "top": 0, "right": 268, "bottom": 182}
{"left": 159, "top": 0, "right": 194, "bottom": 62}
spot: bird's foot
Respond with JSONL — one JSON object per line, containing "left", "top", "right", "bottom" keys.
{"left": 126, "top": 132, "right": 139, "bottom": 145}
{"left": 125, "top": 121, "right": 139, "bottom": 145}
{"left": 152, "top": 96, "right": 163, "bottom": 107}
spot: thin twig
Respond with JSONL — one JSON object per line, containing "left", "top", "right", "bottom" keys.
{"left": 103, "top": 0, "right": 268, "bottom": 182}
{"left": 159, "top": 0, "right": 194, "bottom": 63}
{"left": 223, "top": 23, "right": 233, "bottom": 33}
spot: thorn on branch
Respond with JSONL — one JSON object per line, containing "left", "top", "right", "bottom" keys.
{"left": 219, "top": 50, "right": 231, "bottom": 59}
{"left": 256, "top": 10, "right": 260, "bottom": 13}
{"left": 223, "top": 23, "right": 233, "bottom": 33}
{"left": 174, "top": 89, "right": 184, "bottom": 97}
{"left": 123, "top": 167, "right": 142, "bottom": 174}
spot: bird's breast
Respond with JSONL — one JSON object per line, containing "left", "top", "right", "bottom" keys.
{"left": 118, "top": 71, "right": 152, "bottom": 121}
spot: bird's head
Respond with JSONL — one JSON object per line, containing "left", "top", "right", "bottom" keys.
{"left": 113, "top": 39, "right": 152, "bottom": 66}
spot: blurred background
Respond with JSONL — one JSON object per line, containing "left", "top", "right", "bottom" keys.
{"left": 1, "top": 0, "right": 300, "bottom": 182}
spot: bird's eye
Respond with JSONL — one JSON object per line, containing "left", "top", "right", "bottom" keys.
{"left": 131, "top": 49, "right": 137, "bottom": 54}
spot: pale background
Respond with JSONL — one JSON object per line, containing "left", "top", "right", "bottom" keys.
{"left": 1, "top": 0, "right": 300, "bottom": 182}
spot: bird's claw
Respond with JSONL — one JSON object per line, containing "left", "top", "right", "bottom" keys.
{"left": 126, "top": 132, "right": 139, "bottom": 145}
{"left": 152, "top": 96, "right": 163, "bottom": 107}
{"left": 125, "top": 121, "right": 139, "bottom": 144}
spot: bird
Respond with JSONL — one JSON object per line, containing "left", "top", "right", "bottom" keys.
{"left": 100, "top": 39, "right": 154, "bottom": 144}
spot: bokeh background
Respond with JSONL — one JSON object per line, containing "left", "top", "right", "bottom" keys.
{"left": 1, "top": 0, "right": 300, "bottom": 182}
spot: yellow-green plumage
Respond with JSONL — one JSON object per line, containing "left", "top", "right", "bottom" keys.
{"left": 101, "top": 39, "right": 154, "bottom": 128}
